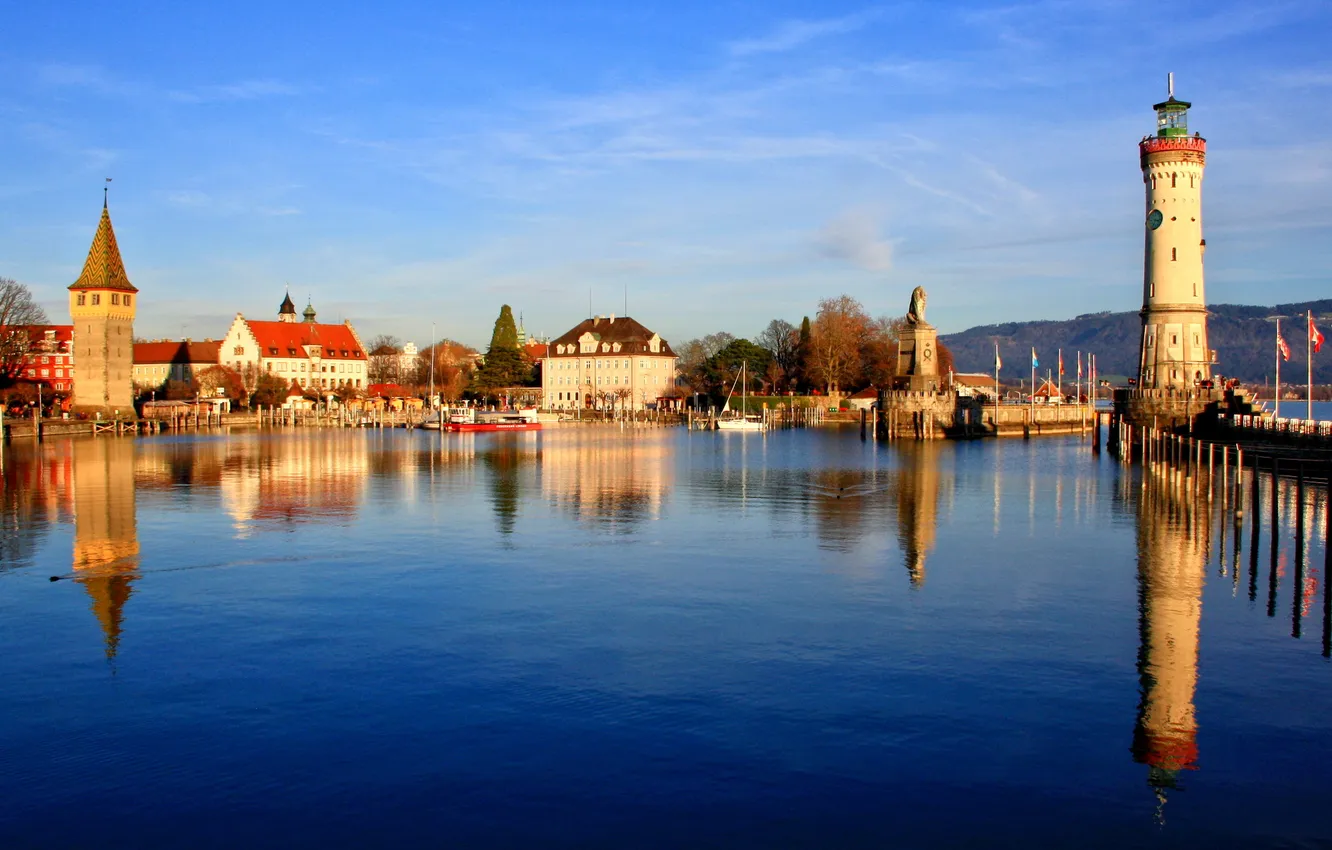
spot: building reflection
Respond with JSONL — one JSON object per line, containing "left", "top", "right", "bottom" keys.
{"left": 71, "top": 438, "right": 140, "bottom": 660}
{"left": 539, "top": 432, "right": 671, "bottom": 532}
{"left": 1131, "top": 473, "right": 1208, "bottom": 819}
{"left": 0, "top": 441, "right": 73, "bottom": 570}
{"left": 134, "top": 434, "right": 370, "bottom": 535}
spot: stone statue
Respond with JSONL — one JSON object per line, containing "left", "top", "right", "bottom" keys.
{"left": 907, "top": 286, "right": 927, "bottom": 325}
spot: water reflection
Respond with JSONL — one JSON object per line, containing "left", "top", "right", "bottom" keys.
{"left": 71, "top": 439, "right": 140, "bottom": 660}
{"left": 540, "top": 431, "right": 670, "bottom": 533}
{"left": 1131, "top": 472, "right": 1208, "bottom": 820}
{"left": 894, "top": 444, "right": 943, "bottom": 588}
{"left": 0, "top": 442, "right": 72, "bottom": 570}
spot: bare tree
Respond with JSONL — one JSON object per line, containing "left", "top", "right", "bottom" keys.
{"left": 807, "top": 295, "right": 871, "bottom": 394}
{"left": 0, "top": 278, "right": 51, "bottom": 389}
{"left": 366, "top": 333, "right": 403, "bottom": 385}
{"left": 756, "top": 319, "right": 798, "bottom": 390}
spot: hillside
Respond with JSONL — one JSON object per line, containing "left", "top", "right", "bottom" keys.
{"left": 941, "top": 300, "right": 1332, "bottom": 384}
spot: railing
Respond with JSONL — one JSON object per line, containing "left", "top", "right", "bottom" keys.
{"left": 1218, "top": 413, "right": 1332, "bottom": 438}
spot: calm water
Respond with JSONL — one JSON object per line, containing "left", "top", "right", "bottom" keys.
{"left": 1, "top": 427, "right": 1329, "bottom": 848}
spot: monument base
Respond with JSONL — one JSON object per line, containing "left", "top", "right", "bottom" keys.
{"left": 894, "top": 323, "right": 940, "bottom": 393}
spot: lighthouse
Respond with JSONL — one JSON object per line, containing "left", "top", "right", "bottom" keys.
{"left": 1137, "top": 74, "right": 1212, "bottom": 391}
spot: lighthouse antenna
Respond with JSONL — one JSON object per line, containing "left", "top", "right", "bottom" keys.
{"left": 1168, "top": 72, "right": 1174, "bottom": 98}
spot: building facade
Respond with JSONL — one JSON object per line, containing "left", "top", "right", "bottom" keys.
{"left": 1137, "top": 77, "right": 1213, "bottom": 390}
{"left": 541, "top": 315, "right": 677, "bottom": 411}
{"left": 132, "top": 340, "right": 222, "bottom": 392}
{"left": 218, "top": 295, "right": 369, "bottom": 393}
{"left": 69, "top": 199, "right": 137, "bottom": 414}
{"left": 11, "top": 325, "right": 75, "bottom": 398}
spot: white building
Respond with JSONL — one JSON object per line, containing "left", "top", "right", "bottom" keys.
{"left": 217, "top": 293, "right": 369, "bottom": 392}
{"left": 542, "top": 314, "right": 677, "bottom": 411}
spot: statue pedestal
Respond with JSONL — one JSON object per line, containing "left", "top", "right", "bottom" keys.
{"left": 895, "top": 322, "right": 940, "bottom": 392}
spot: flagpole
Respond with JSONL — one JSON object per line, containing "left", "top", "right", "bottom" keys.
{"left": 1309, "top": 310, "right": 1314, "bottom": 422}
{"left": 1030, "top": 351, "right": 1035, "bottom": 412}
{"left": 1057, "top": 349, "right": 1062, "bottom": 401}
{"left": 994, "top": 342, "right": 1000, "bottom": 423}
{"left": 1275, "top": 317, "right": 1281, "bottom": 419}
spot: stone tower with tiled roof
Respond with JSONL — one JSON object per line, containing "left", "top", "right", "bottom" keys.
{"left": 68, "top": 197, "right": 137, "bottom": 414}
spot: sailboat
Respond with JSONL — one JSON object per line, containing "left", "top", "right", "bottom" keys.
{"left": 717, "top": 361, "right": 766, "bottom": 431}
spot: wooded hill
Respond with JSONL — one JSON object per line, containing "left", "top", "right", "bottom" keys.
{"left": 941, "top": 299, "right": 1332, "bottom": 384}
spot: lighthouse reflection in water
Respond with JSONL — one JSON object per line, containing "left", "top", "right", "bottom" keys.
{"left": 0, "top": 429, "right": 1330, "bottom": 848}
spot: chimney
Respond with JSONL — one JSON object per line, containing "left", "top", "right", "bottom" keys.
{"left": 609, "top": 313, "right": 615, "bottom": 324}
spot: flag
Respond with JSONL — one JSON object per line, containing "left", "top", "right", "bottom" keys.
{"left": 1077, "top": 352, "right": 1083, "bottom": 379}
{"left": 1312, "top": 315, "right": 1326, "bottom": 354}
{"left": 1277, "top": 331, "right": 1291, "bottom": 362}
{"left": 995, "top": 344, "right": 1002, "bottom": 372}
{"left": 1058, "top": 350, "right": 1065, "bottom": 376}
{"left": 1031, "top": 348, "right": 1039, "bottom": 369}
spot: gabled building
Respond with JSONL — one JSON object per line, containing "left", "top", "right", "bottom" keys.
{"left": 9, "top": 325, "right": 75, "bottom": 397}
{"left": 69, "top": 198, "right": 137, "bottom": 414}
{"left": 132, "top": 340, "right": 222, "bottom": 391}
{"left": 218, "top": 294, "right": 368, "bottom": 393}
{"left": 541, "top": 314, "right": 677, "bottom": 410}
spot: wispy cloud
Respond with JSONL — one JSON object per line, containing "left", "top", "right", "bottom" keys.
{"left": 169, "top": 79, "right": 308, "bottom": 104}
{"left": 727, "top": 9, "right": 884, "bottom": 57}
{"left": 816, "top": 209, "right": 895, "bottom": 272}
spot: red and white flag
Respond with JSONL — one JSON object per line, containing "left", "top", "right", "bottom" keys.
{"left": 1312, "top": 315, "right": 1326, "bottom": 354}
{"left": 1058, "top": 350, "right": 1065, "bottom": 376}
{"left": 1277, "top": 330, "right": 1291, "bottom": 362}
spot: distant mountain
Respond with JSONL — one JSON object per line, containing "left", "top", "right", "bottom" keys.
{"left": 941, "top": 299, "right": 1332, "bottom": 384}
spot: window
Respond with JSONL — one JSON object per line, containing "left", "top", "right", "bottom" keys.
{"left": 111, "top": 293, "right": 119, "bottom": 305}
{"left": 234, "top": 346, "right": 244, "bottom": 355}
{"left": 1171, "top": 334, "right": 1178, "bottom": 345}
{"left": 1171, "top": 173, "right": 1177, "bottom": 188}
{"left": 1171, "top": 248, "right": 1176, "bottom": 261}
{"left": 77, "top": 294, "right": 86, "bottom": 306}
{"left": 91, "top": 294, "right": 100, "bottom": 306}
{"left": 124, "top": 295, "right": 131, "bottom": 307}
{"left": 1150, "top": 283, "right": 1155, "bottom": 297}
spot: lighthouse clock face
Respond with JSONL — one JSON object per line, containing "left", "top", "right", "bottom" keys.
{"left": 1147, "top": 209, "right": 1164, "bottom": 230}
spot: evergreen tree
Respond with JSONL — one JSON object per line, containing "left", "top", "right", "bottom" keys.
{"left": 474, "top": 304, "right": 533, "bottom": 396}
{"left": 489, "top": 305, "right": 520, "bottom": 351}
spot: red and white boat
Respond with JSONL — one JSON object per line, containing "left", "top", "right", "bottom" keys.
{"left": 443, "top": 407, "right": 542, "bottom": 432}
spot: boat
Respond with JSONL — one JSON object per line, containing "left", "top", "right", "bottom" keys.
{"left": 717, "top": 361, "right": 766, "bottom": 432}
{"left": 443, "top": 407, "right": 542, "bottom": 433}
{"left": 417, "top": 410, "right": 444, "bottom": 430}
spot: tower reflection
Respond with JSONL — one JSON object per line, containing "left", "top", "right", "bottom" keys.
{"left": 1131, "top": 474, "right": 1208, "bottom": 818}
{"left": 894, "top": 443, "right": 943, "bottom": 588}
{"left": 71, "top": 438, "right": 140, "bottom": 660}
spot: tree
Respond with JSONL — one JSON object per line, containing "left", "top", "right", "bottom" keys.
{"left": 0, "top": 277, "right": 50, "bottom": 389}
{"left": 473, "top": 306, "right": 532, "bottom": 396}
{"left": 192, "top": 365, "right": 246, "bottom": 405}
{"left": 795, "top": 316, "right": 812, "bottom": 391}
{"left": 708, "top": 338, "right": 773, "bottom": 404}
{"left": 807, "top": 296, "right": 871, "bottom": 393}
{"left": 367, "top": 334, "right": 404, "bottom": 385}
{"left": 250, "top": 372, "right": 290, "bottom": 407}
{"left": 489, "top": 305, "right": 520, "bottom": 351}
{"left": 676, "top": 332, "right": 735, "bottom": 393}
{"left": 756, "top": 319, "right": 798, "bottom": 391}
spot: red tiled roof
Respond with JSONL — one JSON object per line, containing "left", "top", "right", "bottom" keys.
{"left": 848, "top": 387, "right": 878, "bottom": 399}
{"left": 134, "top": 340, "right": 221, "bottom": 365}
{"left": 367, "top": 383, "right": 410, "bottom": 398}
{"left": 244, "top": 321, "right": 365, "bottom": 360}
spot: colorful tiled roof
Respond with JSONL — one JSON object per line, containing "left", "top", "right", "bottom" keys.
{"left": 548, "top": 316, "right": 675, "bottom": 357}
{"left": 69, "top": 204, "right": 137, "bottom": 292}
{"left": 244, "top": 321, "right": 365, "bottom": 361}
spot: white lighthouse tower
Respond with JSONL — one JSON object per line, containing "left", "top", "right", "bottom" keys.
{"left": 1137, "top": 74, "right": 1213, "bottom": 391}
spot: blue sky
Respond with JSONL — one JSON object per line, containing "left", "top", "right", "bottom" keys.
{"left": 2, "top": 0, "right": 1330, "bottom": 350}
